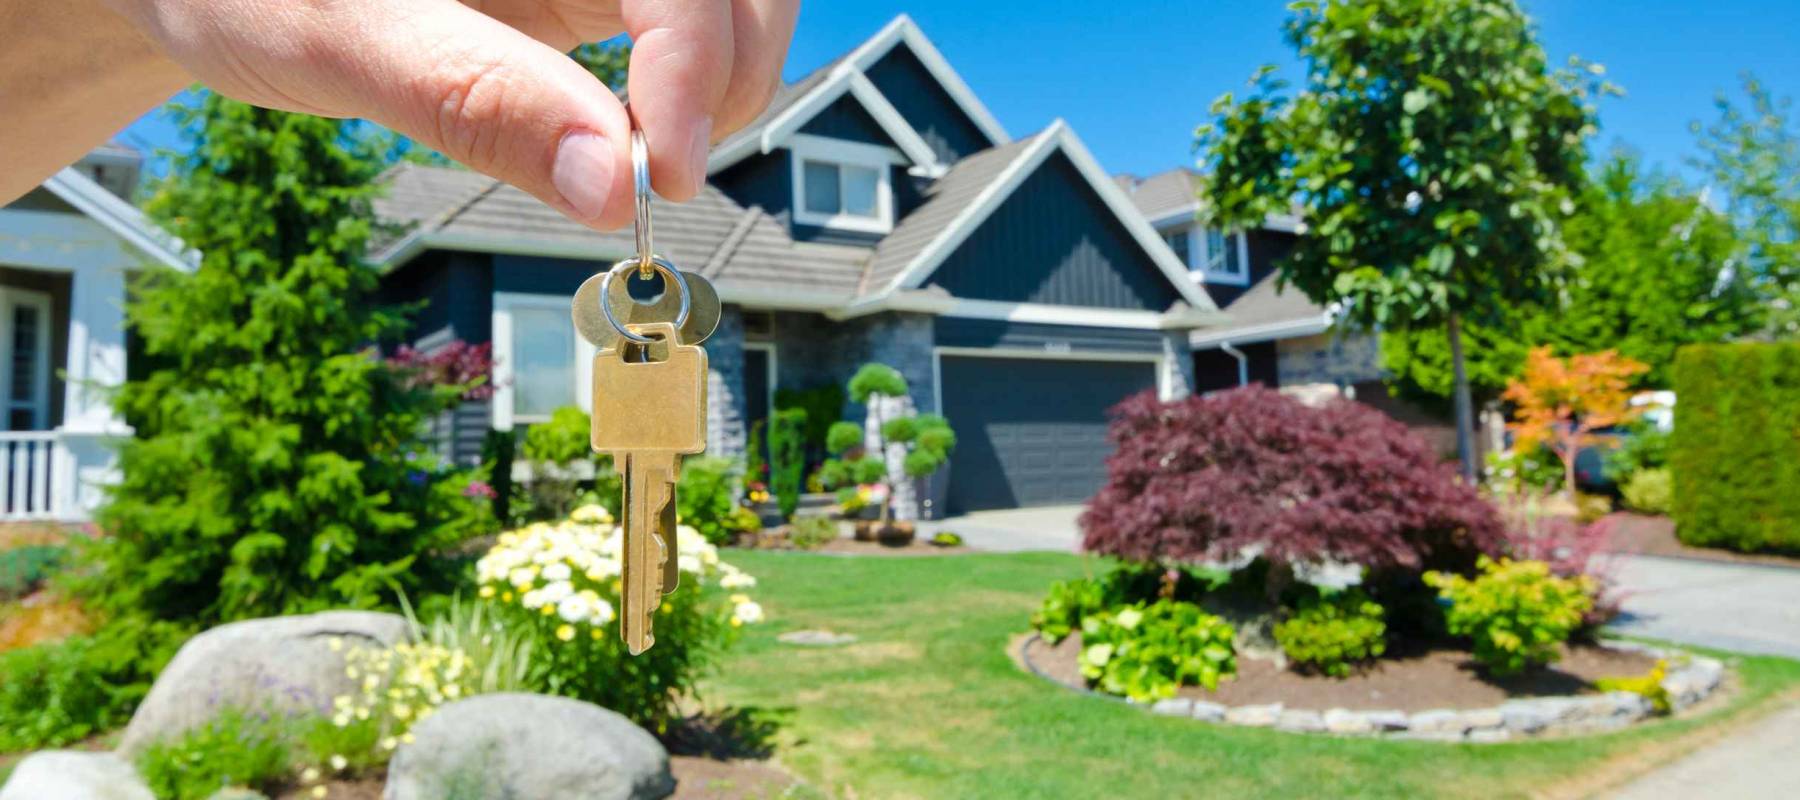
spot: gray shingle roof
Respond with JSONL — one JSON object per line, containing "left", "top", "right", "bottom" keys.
{"left": 862, "top": 133, "right": 1043, "bottom": 294}
{"left": 1117, "top": 168, "right": 1200, "bottom": 224}
{"left": 1190, "top": 272, "right": 1329, "bottom": 346}
{"left": 711, "top": 57, "right": 846, "bottom": 168}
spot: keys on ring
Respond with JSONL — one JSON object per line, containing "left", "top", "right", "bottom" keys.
{"left": 575, "top": 124, "right": 719, "bottom": 655}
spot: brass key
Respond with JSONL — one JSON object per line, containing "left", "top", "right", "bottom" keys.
{"left": 592, "top": 322, "right": 708, "bottom": 654}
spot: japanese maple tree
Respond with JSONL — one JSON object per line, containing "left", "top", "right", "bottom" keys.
{"left": 1501, "top": 347, "right": 1649, "bottom": 499}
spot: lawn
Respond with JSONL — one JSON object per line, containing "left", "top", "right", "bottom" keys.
{"left": 703, "top": 551, "right": 1800, "bottom": 799}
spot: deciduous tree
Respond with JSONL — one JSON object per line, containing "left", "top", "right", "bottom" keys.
{"left": 1501, "top": 347, "right": 1649, "bottom": 499}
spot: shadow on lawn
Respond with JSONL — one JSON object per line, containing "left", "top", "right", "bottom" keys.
{"left": 661, "top": 705, "right": 794, "bottom": 760}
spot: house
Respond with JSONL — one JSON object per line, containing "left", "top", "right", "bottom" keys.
{"left": 0, "top": 145, "right": 195, "bottom": 521}
{"left": 374, "top": 16, "right": 1223, "bottom": 518}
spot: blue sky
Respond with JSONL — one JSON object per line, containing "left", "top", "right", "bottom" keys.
{"left": 121, "top": 1, "right": 1800, "bottom": 184}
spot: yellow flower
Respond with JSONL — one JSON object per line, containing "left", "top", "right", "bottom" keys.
{"left": 556, "top": 624, "right": 576, "bottom": 641}
{"left": 730, "top": 617, "right": 743, "bottom": 628}
{"left": 591, "top": 628, "right": 603, "bottom": 641}
{"left": 501, "top": 591, "right": 514, "bottom": 603}
{"left": 311, "top": 787, "right": 327, "bottom": 799}
{"left": 478, "top": 585, "right": 495, "bottom": 599}
{"left": 540, "top": 604, "right": 555, "bottom": 616}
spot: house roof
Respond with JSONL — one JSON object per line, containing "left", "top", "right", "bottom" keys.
{"left": 39, "top": 166, "right": 196, "bottom": 272}
{"left": 862, "top": 134, "right": 1042, "bottom": 293}
{"left": 1188, "top": 272, "right": 1333, "bottom": 348}
{"left": 1117, "top": 167, "right": 1305, "bottom": 233}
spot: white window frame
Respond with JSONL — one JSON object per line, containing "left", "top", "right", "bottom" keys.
{"left": 788, "top": 133, "right": 902, "bottom": 234}
{"left": 0, "top": 288, "right": 52, "bottom": 431}
{"left": 1194, "top": 226, "right": 1251, "bottom": 286}
{"left": 490, "top": 292, "right": 595, "bottom": 431}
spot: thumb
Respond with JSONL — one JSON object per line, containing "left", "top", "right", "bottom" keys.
{"left": 333, "top": 0, "right": 635, "bottom": 229}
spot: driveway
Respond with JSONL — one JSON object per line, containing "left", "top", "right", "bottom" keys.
{"left": 1606, "top": 554, "right": 1800, "bottom": 659}
{"left": 923, "top": 505, "right": 1085, "bottom": 553}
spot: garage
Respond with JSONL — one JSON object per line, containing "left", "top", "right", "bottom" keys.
{"left": 937, "top": 353, "right": 1160, "bottom": 514}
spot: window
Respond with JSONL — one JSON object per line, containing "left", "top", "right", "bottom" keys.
{"left": 509, "top": 306, "right": 574, "bottom": 421}
{"left": 1161, "top": 229, "right": 1190, "bottom": 266}
{"left": 789, "top": 134, "right": 899, "bottom": 234}
{"left": 1198, "top": 227, "right": 1249, "bottom": 286}
{"left": 0, "top": 289, "right": 50, "bottom": 431}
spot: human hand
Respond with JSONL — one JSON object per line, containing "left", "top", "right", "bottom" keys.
{"left": 100, "top": 0, "right": 799, "bottom": 229}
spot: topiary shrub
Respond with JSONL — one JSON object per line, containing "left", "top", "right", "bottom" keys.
{"left": 1671, "top": 342, "right": 1800, "bottom": 553}
{"left": 1273, "top": 588, "right": 1387, "bottom": 678}
{"left": 1082, "top": 386, "right": 1505, "bottom": 588}
{"left": 768, "top": 408, "right": 807, "bottom": 520}
{"left": 1425, "top": 557, "right": 1593, "bottom": 676}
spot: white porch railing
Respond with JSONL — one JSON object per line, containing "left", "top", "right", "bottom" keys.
{"left": 0, "top": 432, "right": 66, "bottom": 522}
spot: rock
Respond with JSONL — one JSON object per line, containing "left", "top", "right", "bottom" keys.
{"left": 206, "top": 790, "right": 270, "bottom": 800}
{"left": 1466, "top": 729, "right": 1511, "bottom": 744}
{"left": 1276, "top": 709, "right": 1326, "bottom": 733}
{"left": 386, "top": 692, "right": 674, "bottom": 800}
{"left": 1602, "top": 691, "right": 1652, "bottom": 720}
{"left": 0, "top": 750, "right": 153, "bottom": 800}
{"left": 1190, "top": 701, "right": 1227, "bottom": 722}
{"left": 119, "top": 610, "right": 408, "bottom": 755}
{"left": 1499, "top": 700, "right": 1557, "bottom": 734}
{"left": 1362, "top": 710, "right": 1410, "bottom": 732}
{"left": 1151, "top": 697, "right": 1194, "bottom": 717}
{"left": 1463, "top": 708, "right": 1505, "bottom": 730}
{"left": 1408, "top": 709, "right": 1470, "bottom": 735}
{"left": 1224, "top": 703, "right": 1282, "bottom": 727}
{"left": 776, "top": 630, "right": 858, "bottom": 647}
{"left": 1323, "top": 708, "right": 1374, "bottom": 735}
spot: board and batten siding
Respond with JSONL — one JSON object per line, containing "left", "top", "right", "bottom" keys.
{"left": 933, "top": 317, "right": 1167, "bottom": 355}
{"left": 925, "top": 152, "right": 1181, "bottom": 311}
{"left": 863, "top": 44, "right": 994, "bottom": 163}
{"left": 797, "top": 95, "right": 897, "bottom": 148}
{"left": 379, "top": 250, "right": 494, "bottom": 345}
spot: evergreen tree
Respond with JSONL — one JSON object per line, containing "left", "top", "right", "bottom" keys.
{"left": 84, "top": 95, "right": 478, "bottom": 626}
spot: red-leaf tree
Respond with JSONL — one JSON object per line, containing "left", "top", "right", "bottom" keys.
{"left": 1501, "top": 347, "right": 1648, "bottom": 499}
{"left": 1081, "top": 386, "right": 1504, "bottom": 584}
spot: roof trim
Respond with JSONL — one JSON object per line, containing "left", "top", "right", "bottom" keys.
{"left": 854, "top": 15, "right": 1010, "bottom": 146}
{"left": 1189, "top": 314, "right": 1333, "bottom": 349}
{"left": 876, "top": 121, "right": 1218, "bottom": 313}
{"left": 41, "top": 168, "right": 196, "bottom": 272}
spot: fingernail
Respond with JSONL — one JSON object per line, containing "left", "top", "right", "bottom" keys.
{"left": 553, "top": 129, "right": 613, "bottom": 221}
{"left": 688, "top": 116, "right": 714, "bottom": 195}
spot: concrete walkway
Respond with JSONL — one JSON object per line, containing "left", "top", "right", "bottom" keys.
{"left": 1605, "top": 701, "right": 1800, "bottom": 799}
{"left": 923, "top": 505, "right": 1085, "bottom": 553}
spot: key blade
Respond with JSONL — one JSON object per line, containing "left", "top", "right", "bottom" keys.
{"left": 620, "top": 453, "right": 679, "bottom": 655}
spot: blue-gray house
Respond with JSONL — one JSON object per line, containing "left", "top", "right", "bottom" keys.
{"left": 373, "top": 16, "right": 1227, "bottom": 516}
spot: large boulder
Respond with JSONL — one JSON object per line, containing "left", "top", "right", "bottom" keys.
{"left": 118, "top": 610, "right": 408, "bottom": 755}
{"left": 0, "top": 751, "right": 152, "bottom": 800}
{"left": 385, "top": 693, "right": 674, "bottom": 800}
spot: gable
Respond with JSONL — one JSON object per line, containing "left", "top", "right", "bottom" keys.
{"left": 798, "top": 94, "right": 900, "bottom": 150}
{"left": 924, "top": 152, "right": 1182, "bottom": 311}
{"left": 864, "top": 44, "right": 993, "bottom": 163}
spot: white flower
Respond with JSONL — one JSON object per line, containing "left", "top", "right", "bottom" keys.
{"left": 329, "top": 754, "right": 349, "bottom": 772}
{"left": 508, "top": 567, "right": 537, "bottom": 588}
{"left": 557, "top": 593, "right": 591, "bottom": 624}
{"left": 540, "top": 580, "right": 574, "bottom": 604}
{"left": 732, "top": 600, "right": 764, "bottom": 625}
{"left": 571, "top": 504, "right": 613, "bottom": 524}
{"left": 520, "top": 589, "right": 545, "bottom": 609}
{"left": 589, "top": 597, "right": 617, "bottom": 626}
{"left": 719, "top": 569, "right": 756, "bottom": 589}
{"left": 542, "top": 561, "right": 572, "bottom": 582}
{"left": 677, "top": 554, "right": 701, "bottom": 575}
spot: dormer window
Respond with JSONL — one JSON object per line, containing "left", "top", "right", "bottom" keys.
{"left": 789, "top": 134, "right": 898, "bottom": 234}
{"left": 1162, "top": 223, "right": 1249, "bottom": 286}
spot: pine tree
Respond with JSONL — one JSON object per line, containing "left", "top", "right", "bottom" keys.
{"left": 84, "top": 95, "right": 478, "bottom": 626}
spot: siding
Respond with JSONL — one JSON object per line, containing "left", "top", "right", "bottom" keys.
{"left": 933, "top": 318, "right": 1166, "bottom": 355}
{"left": 864, "top": 44, "right": 993, "bottom": 162}
{"left": 380, "top": 250, "right": 494, "bottom": 344}
{"left": 1207, "top": 228, "right": 1297, "bottom": 307}
{"left": 711, "top": 149, "right": 792, "bottom": 224}
{"left": 798, "top": 95, "right": 895, "bottom": 147}
{"left": 491, "top": 254, "right": 594, "bottom": 297}
{"left": 926, "top": 152, "right": 1180, "bottom": 311}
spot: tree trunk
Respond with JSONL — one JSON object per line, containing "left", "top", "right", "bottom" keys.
{"left": 1447, "top": 313, "right": 1479, "bottom": 483}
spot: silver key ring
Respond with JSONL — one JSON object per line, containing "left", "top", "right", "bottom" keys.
{"left": 631, "top": 128, "right": 653, "bottom": 278}
{"left": 598, "top": 256, "right": 692, "bottom": 345}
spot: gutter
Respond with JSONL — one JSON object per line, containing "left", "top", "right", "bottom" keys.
{"left": 1219, "top": 341, "right": 1250, "bottom": 387}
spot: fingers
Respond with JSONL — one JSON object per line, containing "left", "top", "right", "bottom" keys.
{"left": 718, "top": 0, "right": 799, "bottom": 135}
{"left": 333, "top": 0, "right": 636, "bottom": 228}
{"left": 622, "top": 0, "right": 734, "bottom": 201}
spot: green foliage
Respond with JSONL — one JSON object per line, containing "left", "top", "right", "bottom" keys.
{"left": 521, "top": 406, "right": 594, "bottom": 466}
{"left": 1596, "top": 660, "right": 1673, "bottom": 715}
{"left": 724, "top": 506, "right": 763, "bottom": 537}
{"left": 1621, "top": 468, "right": 1674, "bottom": 516}
{"left": 0, "top": 544, "right": 63, "bottom": 600}
{"left": 744, "top": 418, "right": 767, "bottom": 484}
{"left": 1426, "top": 557, "right": 1593, "bottom": 676}
{"left": 1671, "top": 343, "right": 1800, "bottom": 552}
{"left": 775, "top": 384, "right": 847, "bottom": 460}
{"left": 1078, "top": 601, "right": 1236, "bottom": 702}
{"left": 569, "top": 41, "right": 631, "bottom": 89}
{"left": 84, "top": 94, "right": 480, "bottom": 627}
{"left": 788, "top": 516, "right": 840, "bottom": 550}
{"left": 825, "top": 421, "right": 863, "bottom": 456}
{"left": 1485, "top": 446, "right": 1565, "bottom": 497}
{"left": 136, "top": 707, "right": 291, "bottom": 800}
{"left": 769, "top": 408, "right": 807, "bottom": 520}
{"left": 930, "top": 531, "right": 964, "bottom": 547}
{"left": 1029, "top": 564, "right": 1224, "bottom": 645}
{"left": 1201, "top": 0, "right": 1606, "bottom": 338}
{"left": 880, "top": 416, "right": 918, "bottom": 443}
{"left": 1031, "top": 577, "right": 1108, "bottom": 645}
{"left": 1273, "top": 589, "right": 1387, "bottom": 678}
{"left": 1692, "top": 75, "right": 1800, "bottom": 336}
{"left": 677, "top": 457, "right": 739, "bottom": 546}
{"left": 408, "top": 595, "right": 535, "bottom": 697}
{"left": 1607, "top": 422, "right": 1672, "bottom": 481}
{"left": 847, "top": 364, "right": 908, "bottom": 403}
{"left": 0, "top": 633, "right": 141, "bottom": 751}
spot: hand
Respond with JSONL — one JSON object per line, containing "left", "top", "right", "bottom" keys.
{"left": 94, "top": 0, "right": 799, "bottom": 228}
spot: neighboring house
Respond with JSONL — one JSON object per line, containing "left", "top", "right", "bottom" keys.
{"left": 0, "top": 145, "right": 195, "bottom": 521}
{"left": 374, "top": 16, "right": 1222, "bottom": 518}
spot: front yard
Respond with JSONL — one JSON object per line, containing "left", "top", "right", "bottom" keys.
{"left": 703, "top": 550, "right": 1800, "bottom": 799}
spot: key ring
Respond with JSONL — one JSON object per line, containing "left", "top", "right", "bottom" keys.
{"left": 598, "top": 256, "right": 692, "bottom": 345}
{"left": 631, "top": 128, "right": 654, "bottom": 279}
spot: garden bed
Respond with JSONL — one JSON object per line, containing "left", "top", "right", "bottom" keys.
{"left": 1603, "top": 513, "right": 1800, "bottom": 568}
{"left": 1018, "top": 633, "right": 1726, "bottom": 740}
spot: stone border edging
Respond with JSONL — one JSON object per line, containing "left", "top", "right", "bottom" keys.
{"left": 1017, "top": 634, "right": 1726, "bottom": 742}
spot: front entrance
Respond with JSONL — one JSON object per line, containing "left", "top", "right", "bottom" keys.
{"left": 0, "top": 288, "right": 52, "bottom": 431}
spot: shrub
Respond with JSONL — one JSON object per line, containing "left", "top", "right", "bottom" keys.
{"left": 1083, "top": 386, "right": 1505, "bottom": 582}
{"left": 1596, "top": 660, "right": 1672, "bottom": 715}
{"left": 744, "top": 419, "right": 767, "bottom": 487}
{"left": 1621, "top": 468, "right": 1673, "bottom": 515}
{"left": 0, "top": 594, "right": 92, "bottom": 652}
{"left": 1078, "top": 600, "right": 1236, "bottom": 702}
{"left": 136, "top": 707, "right": 291, "bottom": 800}
{"left": 1575, "top": 492, "right": 1614, "bottom": 524}
{"left": 1274, "top": 589, "right": 1387, "bottom": 678}
{"left": 0, "top": 636, "right": 134, "bottom": 750}
{"left": 519, "top": 406, "right": 620, "bottom": 523}
{"left": 1484, "top": 445, "right": 1564, "bottom": 497}
{"left": 1499, "top": 498, "right": 1620, "bottom": 631}
{"left": 820, "top": 365, "right": 956, "bottom": 525}
{"left": 1503, "top": 347, "right": 1649, "bottom": 498}
{"left": 1671, "top": 342, "right": 1800, "bottom": 553}
{"left": 1605, "top": 421, "right": 1671, "bottom": 482}
{"left": 769, "top": 408, "right": 807, "bottom": 520}
{"left": 775, "top": 384, "right": 847, "bottom": 466}
{"left": 1031, "top": 577, "right": 1108, "bottom": 644}
{"left": 930, "top": 531, "right": 964, "bottom": 547}
{"left": 677, "top": 457, "right": 739, "bottom": 546}
{"left": 474, "top": 504, "right": 763, "bottom": 729}
{"left": 788, "top": 516, "right": 839, "bottom": 550}
{"left": 1426, "top": 557, "right": 1593, "bottom": 675}
{"left": 0, "top": 544, "right": 64, "bottom": 600}
{"left": 1030, "top": 564, "right": 1219, "bottom": 645}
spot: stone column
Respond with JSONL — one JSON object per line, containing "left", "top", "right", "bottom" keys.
{"left": 1161, "top": 331, "right": 1196, "bottom": 400}
{"left": 705, "top": 305, "right": 747, "bottom": 459}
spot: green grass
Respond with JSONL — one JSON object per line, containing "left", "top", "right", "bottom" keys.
{"left": 703, "top": 551, "right": 1800, "bottom": 799}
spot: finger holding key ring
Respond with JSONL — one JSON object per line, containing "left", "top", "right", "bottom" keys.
{"left": 599, "top": 256, "right": 692, "bottom": 345}
{"left": 632, "top": 128, "right": 654, "bottom": 280}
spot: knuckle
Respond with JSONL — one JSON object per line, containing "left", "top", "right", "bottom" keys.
{"left": 426, "top": 60, "right": 517, "bottom": 170}
{"left": 722, "top": 71, "right": 780, "bottom": 134}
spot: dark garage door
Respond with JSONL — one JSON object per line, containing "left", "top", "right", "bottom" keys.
{"left": 939, "top": 355, "right": 1158, "bottom": 514}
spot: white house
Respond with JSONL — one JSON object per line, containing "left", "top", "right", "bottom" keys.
{"left": 0, "top": 145, "right": 193, "bottom": 521}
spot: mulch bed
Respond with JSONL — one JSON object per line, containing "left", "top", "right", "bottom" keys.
{"left": 1026, "top": 634, "right": 1657, "bottom": 713}
{"left": 1603, "top": 512, "right": 1800, "bottom": 569}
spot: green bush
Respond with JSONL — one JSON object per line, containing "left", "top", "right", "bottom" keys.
{"left": 788, "top": 516, "right": 839, "bottom": 550}
{"left": 1077, "top": 600, "right": 1236, "bottom": 702}
{"left": 677, "top": 457, "right": 739, "bottom": 546}
{"left": 768, "top": 408, "right": 806, "bottom": 520}
{"left": 775, "top": 383, "right": 847, "bottom": 464}
{"left": 1031, "top": 577, "right": 1109, "bottom": 644}
{"left": 0, "top": 637, "right": 130, "bottom": 751}
{"left": 1029, "top": 564, "right": 1224, "bottom": 645}
{"left": 1273, "top": 588, "right": 1387, "bottom": 678}
{"left": 744, "top": 418, "right": 767, "bottom": 487}
{"left": 1596, "top": 660, "right": 1672, "bottom": 715}
{"left": 0, "top": 544, "right": 64, "bottom": 600}
{"left": 1671, "top": 343, "right": 1800, "bottom": 553}
{"left": 137, "top": 707, "right": 291, "bottom": 800}
{"left": 1605, "top": 421, "right": 1671, "bottom": 481}
{"left": 518, "top": 406, "right": 620, "bottom": 523}
{"left": 1426, "top": 557, "right": 1593, "bottom": 676}
{"left": 1621, "top": 468, "right": 1673, "bottom": 515}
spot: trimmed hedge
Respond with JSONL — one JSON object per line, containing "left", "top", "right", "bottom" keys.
{"left": 1670, "top": 343, "right": 1800, "bottom": 553}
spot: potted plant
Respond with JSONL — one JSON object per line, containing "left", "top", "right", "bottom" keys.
{"left": 818, "top": 364, "right": 956, "bottom": 546}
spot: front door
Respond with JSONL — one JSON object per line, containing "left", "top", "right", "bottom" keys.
{"left": 0, "top": 288, "right": 51, "bottom": 431}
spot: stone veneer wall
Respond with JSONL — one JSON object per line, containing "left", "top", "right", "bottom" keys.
{"left": 705, "top": 305, "right": 747, "bottom": 458}
{"left": 767, "top": 310, "right": 936, "bottom": 418}
{"left": 1162, "top": 331, "right": 1196, "bottom": 399}
{"left": 1276, "top": 331, "right": 1383, "bottom": 388}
